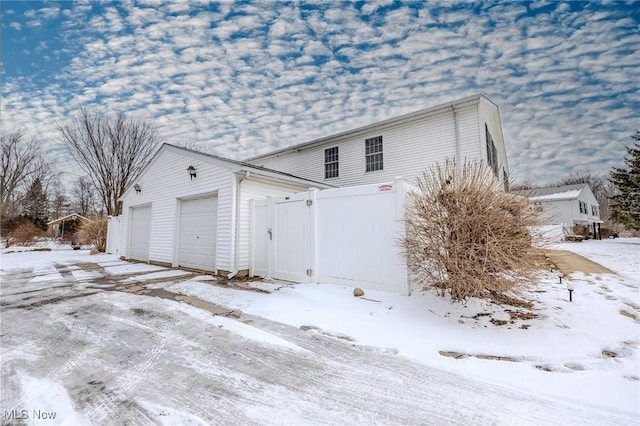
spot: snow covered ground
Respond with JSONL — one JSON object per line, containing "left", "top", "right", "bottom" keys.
{"left": 1, "top": 239, "right": 638, "bottom": 424}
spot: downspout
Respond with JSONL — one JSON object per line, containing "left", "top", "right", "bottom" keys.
{"left": 453, "top": 105, "right": 461, "bottom": 171}
{"left": 228, "top": 170, "right": 250, "bottom": 279}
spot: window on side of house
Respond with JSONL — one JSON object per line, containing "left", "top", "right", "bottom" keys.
{"left": 485, "top": 125, "right": 498, "bottom": 176}
{"left": 365, "top": 136, "right": 383, "bottom": 172}
{"left": 579, "top": 201, "right": 587, "bottom": 214}
{"left": 324, "top": 146, "right": 339, "bottom": 179}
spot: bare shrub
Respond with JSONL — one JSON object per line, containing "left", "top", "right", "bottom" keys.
{"left": 76, "top": 218, "right": 107, "bottom": 252}
{"left": 401, "top": 159, "right": 543, "bottom": 302}
{"left": 1, "top": 215, "right": 30, "bottom": 246}
{"left": 7, "top": 221, "right": 45, "bottom": 247}
{"left": 572, "top": 225, "right": 592, "bottom": 239}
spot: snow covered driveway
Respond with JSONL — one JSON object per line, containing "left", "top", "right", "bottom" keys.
{"left": 1, "top": 248, "right": 637, "bottom": 425}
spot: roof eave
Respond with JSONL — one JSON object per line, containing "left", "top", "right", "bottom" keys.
{"left": 246, "top": 94, "right": 484, "bottom": 161}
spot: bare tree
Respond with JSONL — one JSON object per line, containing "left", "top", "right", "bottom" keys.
{"left": 58, "top": 108, "right": 161, "bottom": 215}
{"left": 72, "top": 176, "right": 98, "bottom": 217}
{"left": 1, "top": 131, "right": 39, "bottom": 216}
{"left": 50, "top": 184, "right": 71, "bottom": 220}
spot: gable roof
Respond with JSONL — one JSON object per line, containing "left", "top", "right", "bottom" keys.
{"left": 246, "top": 93, "right": 493, "bottom": 161}
{"left": 512, "top": 183, "right": 591, "bottom": 202}
{"left": 47, "top": 213, "right": 93, "bottom": 226}
{"left": 124, "top": 143, "right": 334, "bottom": 198}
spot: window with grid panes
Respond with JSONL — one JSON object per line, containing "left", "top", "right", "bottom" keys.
{"left": 365, "top": 136, "right": 383, "bottom": 172}
{"left": 324, "top": 147, "right": 339, "bottom": 179}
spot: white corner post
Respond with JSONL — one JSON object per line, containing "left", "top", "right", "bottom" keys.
{"left": 394, "top": 176, "right": 411, "bottom": 296}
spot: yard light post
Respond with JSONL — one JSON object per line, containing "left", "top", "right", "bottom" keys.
{"left": 557, "top": 272, "right": 563, "bottom": 284}
{"left": 567, "top": 281, "right": 574, "bottom": 302}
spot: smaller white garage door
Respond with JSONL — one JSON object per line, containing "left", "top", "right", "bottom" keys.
{"left": 129, "top": 205, "right": 151, "bottom": 261}
{"left": 179, "top": 196, "right": 217, "bottom": 271}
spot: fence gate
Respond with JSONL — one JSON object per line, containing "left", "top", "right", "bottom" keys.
{"left": 271, "top": 193, "right": 312, "bottom": 283}
{"left": 250, "top": 179, "right": 411, "bottom": 295}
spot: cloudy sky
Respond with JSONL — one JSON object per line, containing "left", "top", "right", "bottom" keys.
{"left": 2, "top": 0, "right": 638, "bottom": 187}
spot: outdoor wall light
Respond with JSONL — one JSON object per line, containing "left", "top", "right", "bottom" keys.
{"left": 134, "top": 184, "right": 141, "bottom": 194}
{"left": 187, "top": 165, "right": 197, "bottom": 180}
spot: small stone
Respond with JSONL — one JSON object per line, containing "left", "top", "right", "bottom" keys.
{"left": 90, "top": 249, "right": 99, "bottom": 255}
{"left": 353, "top": 287, "right": 364, "bottom": 297}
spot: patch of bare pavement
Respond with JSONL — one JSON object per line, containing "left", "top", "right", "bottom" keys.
{"left": 0, "top": 258, "right": 635, "bottom": 425}
{"left": 545, "top": 249, "right": 615, "bottom": 276}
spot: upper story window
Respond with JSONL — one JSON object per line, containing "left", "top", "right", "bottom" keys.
{"left": 324, "top": 146, "right": 339, "bottom": 179}
{"left": 579, "top": 201, "right": 588, "bottom": 214}
{"left": 591, "top": 205, "right": 598, "bottom": 216}
{"left": 365, "top": 136, "right": 383, "bottom": 172}
{"left": 486, "top": 125, "right": 498, "bottom": 176}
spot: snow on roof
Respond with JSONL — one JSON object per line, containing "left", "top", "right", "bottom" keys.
{"left": 512, "top": 183, "right": 587, "bottom": 201}
{"left": 528, "top": 189, "right": 583, "bottom": 201}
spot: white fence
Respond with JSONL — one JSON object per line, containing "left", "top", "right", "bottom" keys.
{"left": 106, "top": 215, "right": 121, "bottom": 255}
{"left": 250, "top": 178, "right": 411, "bottom": 295}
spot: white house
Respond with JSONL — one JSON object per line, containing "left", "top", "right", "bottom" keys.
{"left": 246, "top": 94, "right": 509, "bottom": 189}
{"left": 113, "top": 144, "right": 330, "bottom": 276}
{"left": 110, "top": 94, "right": 511, "bottom": 293}
{"left": 513, "top": 183, "right": 603, "bottom": 239}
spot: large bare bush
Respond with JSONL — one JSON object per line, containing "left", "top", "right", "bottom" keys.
{"left": 7, "top": 221, "right": 45, "bottom": 247}
{"left": 401, "top": 160, "right": 542, "bottom": 302}
{"left": 75, "top": 218, "right": 107, "bottom": 252}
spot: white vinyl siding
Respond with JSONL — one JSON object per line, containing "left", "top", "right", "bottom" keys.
{"left": 120, "top": 147, "right": 236, "bottom": 271}
{"left": 479, "top": 97, "right": 508, "bottom": 176}
{"left": 119, "top": 145, "right": 326, "bottom": 275}
{"left": 247, "top": 102, "right": 491, "bottom": 187}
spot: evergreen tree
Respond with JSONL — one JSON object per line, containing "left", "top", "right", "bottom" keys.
{"left": 22, "top": 178, "right": 49, "bottom": 230}
{"left": 609, "top": 130, "right": 640, "bottom": 230}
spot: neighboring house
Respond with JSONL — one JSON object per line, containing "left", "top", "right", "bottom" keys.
{"left": 246, "top": 94, "right": 509, "bottom": 189}
{"left": 47, "top": 213, "right": 93, "bottom": 238}
{"left": 513, "top": 183, "right": 603, "bottom": 239}
{"left": 114, "top": 144, "right": 330, "bottom": 276}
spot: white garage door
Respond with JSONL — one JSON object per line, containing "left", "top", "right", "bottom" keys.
{"left": 129, "top": 205, "right": 151, "bottom": 261}
{"left": 179, "top": 196, "right": 217, "bottom": 271}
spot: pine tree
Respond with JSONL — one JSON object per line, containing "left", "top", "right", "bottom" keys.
{"left": 22, "top": 178, "right": 49, "bottom": 230}
{"left": 609, "top": 130, "right": 640, "bottom": 230}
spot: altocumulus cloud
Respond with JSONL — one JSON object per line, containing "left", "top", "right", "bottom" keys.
{"left": 1, "top": 0, "right": 638, "bottom": 186}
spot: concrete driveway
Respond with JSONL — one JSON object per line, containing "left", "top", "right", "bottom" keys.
{"left": 0, "top": 254, "right": 633, "bottom": 425}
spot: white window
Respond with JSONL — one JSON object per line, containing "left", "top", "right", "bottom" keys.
{"left": 365, "top": 136, "right": 383, "bottom": 172}
{"left": 324, "top": 147, "right": 339, "bottom": 179}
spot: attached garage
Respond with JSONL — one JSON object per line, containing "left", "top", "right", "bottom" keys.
{"left": 116, "top": 144, "right": 329, "bottom": 276}
{"left": 178, "top": 195, "right": 217, "bottom": 271}
{"left": 129, "top": 205, "right": 151, "bottom": 261}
